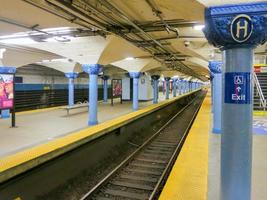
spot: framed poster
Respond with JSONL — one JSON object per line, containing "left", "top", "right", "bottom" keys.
{"left": 0, "top": 73, "right": 14, "bottom": 110}
{"left": 111, "top": 79, "right": 122, "bottom": 106}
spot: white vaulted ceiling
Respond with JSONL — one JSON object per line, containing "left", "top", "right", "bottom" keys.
{"left": 0, "top": 0, "right": 265, "bottom": 80}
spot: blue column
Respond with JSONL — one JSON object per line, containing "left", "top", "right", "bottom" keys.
{"left": 210, "top": 72, "right": 215, "bottom": 112}
{"left": 172, "top": 78, "right": 177, "bottom": 97}
{"left": 129, "top": 72, "right": 141, "bottom": 111}
{"left": 177, "top": 80, "right": 181, "bottom": 95}
{"left": 151, "top": 75, "right": 160, "bottom": 104}
{"left": 181, "top": 80, "right": 184, "bottom": 94}
{"left": 185, "top": 81, "right": 188, "bottom": 93}
{"left": 102, "top": 75, "right": 109, "bottom": 102}
{"left": 204, "top": 3, "right": 267, "bottom": 200}
{"left": 164, "top": 77, "right": 171, "bottom": 99}
{"left": 65, "top": 72, "right": 78, "bottom": 107}
{"left": 83, "top": 64, "right": 102, "bottom": 126}
{"left": 209, "top": 61, "right": 222, "bottom": 134}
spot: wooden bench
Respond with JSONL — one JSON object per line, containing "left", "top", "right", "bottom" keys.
{"left": 62, "top": 101, "right": 88, "bottom": 115}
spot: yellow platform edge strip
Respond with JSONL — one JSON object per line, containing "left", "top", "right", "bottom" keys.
{"left": 0, "top": 90, "right": 200, "bottom": 177}
{"left": 253, "top": 111, "right": 267, "bottom": 116}
{"left": 159, "top": 93, "right": 211, "bottom": 200}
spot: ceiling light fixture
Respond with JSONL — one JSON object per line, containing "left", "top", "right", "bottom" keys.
{"left": 125, "top": 57, "right": 134, "bottom": 61}
{"left": 0, "top": 48, "right": 6, "bottom": 59}
{"left": 193, "top": 25, "right": 205, "bottom": 31}
{"left": 0, "top": 38, "right": 36, "bottom": 44}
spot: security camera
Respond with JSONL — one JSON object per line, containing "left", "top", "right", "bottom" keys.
{"left": 184, "top": 41, "right": 190, "bottom": 47}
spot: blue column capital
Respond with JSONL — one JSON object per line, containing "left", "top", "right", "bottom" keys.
{"left": 0, "top": 66, "right": 16, "bottom": 74}
{"left": 203, "top": 2, "right": 267, "bottom": 50}
{"left": 209, "top": 61, "right": 222, "bottom": 74}
{"left": 82, "top": 64, "right": 102, "bottom": 75}
{"left": 65, "top": 72, "right": 79, "bottom": 79}
{"left": 101, "top": 75, "right": 110, "bottom": 80}
{"left": 164, "top": 77, "right": 171, "bottom": 81}
{"left": 129, "top": 72, "right": 141, "bottom": 79}
{"left": 172, "top": 77, "right": 178, "bottom": 82}
{"left": 151, "top": 75, "right": 160, "bottom": 80}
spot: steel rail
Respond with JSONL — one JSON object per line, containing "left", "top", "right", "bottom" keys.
{"left": 80, "top": 91, "right": 204, "bottom": 200}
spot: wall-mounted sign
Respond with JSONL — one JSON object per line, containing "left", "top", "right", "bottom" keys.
{"left": 230, "top": 14, "right": 253, "bottom": 43}
{"left": 225, "top": 72, "right": 251, "bottom": 104}
{"left": 0, "top": 74, "right": 14, "bottom": 110}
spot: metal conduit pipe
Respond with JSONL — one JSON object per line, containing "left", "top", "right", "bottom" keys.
{"left": 98, "top": 0, "right": 201, "bottom": 79}
{"left": 145, "top": 0, "right": 179, "bottom": 36}
{"left": 23, "top": 0, "right": 105, "bottom": 30}
{"left": 24, "top": 0, "right": 203, "bottom": 80}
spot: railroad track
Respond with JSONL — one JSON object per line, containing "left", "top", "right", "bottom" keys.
{"left": 80, "top": 91, "right": 206, "bottom": 200}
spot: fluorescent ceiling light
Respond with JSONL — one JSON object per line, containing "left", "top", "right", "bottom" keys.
{"left": 41, "top": 27, "right": 71, "bottom": 32}
{"left": 125, "top": 57, "right": 134, "bottom": 61}
{"left": 0, "top": 48, "right": 6, "bottom": 59}
{"left": 193, "top": 25, "right": 205, "bottom": 30}
{"left": 51, "top": 58, "right": 70, "bottom": 63}
{"left": 0, "top": 38, "right": 36, "bottom": 44}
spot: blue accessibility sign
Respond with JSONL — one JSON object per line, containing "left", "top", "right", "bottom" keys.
{"left": 225, "top": 72, "right": 251, "bottom": 104}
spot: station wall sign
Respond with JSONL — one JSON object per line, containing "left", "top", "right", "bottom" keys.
{"left": 0, "top": 73, "right": 14, "bottom": 109}
{"left": 225, "top": 72, "right": 251, "bottom": 104}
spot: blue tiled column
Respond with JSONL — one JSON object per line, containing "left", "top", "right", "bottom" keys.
{"left": 209, "top": 61, "right": 222, "bottom": 134}
{"left": 204, "top": 2, "right": 267, "bottom": 199}
{"left": 151, "top": 75, "right": 160, "bottom": 104}
{"left": 129, "top": 72, "right": 141, "bottom": 111}
{"left": 83, "top": 64, "right": 102, "bottom": 126}
{"left": 172, "top": 78, "right": 177, "bottom": 97}
{"left": 181, "top": 80, "right": 185, "bottom": 94}
{"left": 102, "top": 75, "right": 109, "bottom": 102}
{"left": 210, "top": 72, "right": 215, "bottom": 112}
{"left": 65, "top": 72, "right": 78, "bottom": 107}
{"left": 164, "top": 77, "right": 171, "bottom": 99}
{"left": 177, "top": 79, "right": 181, "bottom": 95}
{"left": 184, "top": 80, "right": 188, "bottom": 93}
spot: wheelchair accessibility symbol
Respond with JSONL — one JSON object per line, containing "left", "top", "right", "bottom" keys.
{"left": 234, "top": 76, "right": 244, "bottom": 84}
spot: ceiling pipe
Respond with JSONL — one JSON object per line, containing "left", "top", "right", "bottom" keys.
{"left": 24, "top": 0, "right": 204, "bottom": 80}
{"left": 23, "top": 0, "right": 105, "bottom": 31}
{"left": 145, "top": 0, "right": 179, "bottom": 36}
{"left": 98, "top": 0, "right": 201, "bottom": 79}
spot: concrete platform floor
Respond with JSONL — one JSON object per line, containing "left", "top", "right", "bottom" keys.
{"left": 208, "top": 115, "right": 267, "bottom": 200}
{"left": 0, "top": 92, "right": 174, "bottom": 158}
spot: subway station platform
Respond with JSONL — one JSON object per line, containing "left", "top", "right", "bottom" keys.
{"left": 0, "top": 92, "right": 174, "bottom": 158}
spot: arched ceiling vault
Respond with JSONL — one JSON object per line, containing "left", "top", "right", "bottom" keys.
{"left": 0, "top": 0, "right": 265, "bottom": 81}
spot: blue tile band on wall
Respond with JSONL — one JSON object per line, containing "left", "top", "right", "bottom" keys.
{"left": 224, "top": 72, "right": 251, "bottom": 104}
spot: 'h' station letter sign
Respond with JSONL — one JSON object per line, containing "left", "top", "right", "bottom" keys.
{"left": 231, "top": 14, "right": 253, "bottom": 43}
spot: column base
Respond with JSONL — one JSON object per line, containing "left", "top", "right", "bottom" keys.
{"left": 88, "top": 120, "right": 98, "bottom": 126}
{"left": 212, "top": 128, "right": 221, "bottom": 134}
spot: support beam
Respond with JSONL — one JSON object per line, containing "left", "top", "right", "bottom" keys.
{"left": 151, "top": 75, "right": 160, "bottom": 104}
{"left": 129, "top": 72, "right": 141, "bottom": 111}
{"left": 164, "top": 77, "right": 171, "bottom": 99}
{"left": 102, "top": 75, "right": 109, "bottom": 103}
{"left": 172, "top": 78, "right": 177, "bottom": 97}
{"left": 209, "top": 61, "right": 222, "bottom": 134}
{"left": 83, "top": 64, "right": 102, "bottom": 126}
{"left": 65, "top": 72, "right": 79, "bottom": 107}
